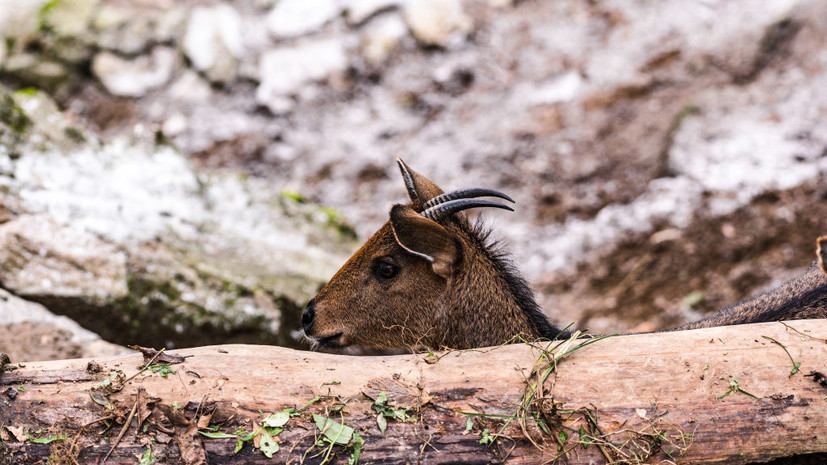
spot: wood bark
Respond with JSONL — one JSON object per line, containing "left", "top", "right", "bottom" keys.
{"left": 1, "top": 320, "right": 826, "bottom": 464}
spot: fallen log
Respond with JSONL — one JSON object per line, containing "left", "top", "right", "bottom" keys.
{"left": 1, "top": 320, "right": 826, "bottom": 464}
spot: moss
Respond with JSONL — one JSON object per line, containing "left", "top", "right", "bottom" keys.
{"left": 63, "top": 125, "right": 85, "bottom": 143}
{"left": 38, "top": 0, "right": 62, "bottom": 33}
{"left": 280, "top": 190, "right": 306, "bottom": 203}
{"left": 0, "top": 94, "right": 32, "bottom": 136}
{"left": 318, "top": 206, "right": 357, "bottom": 240}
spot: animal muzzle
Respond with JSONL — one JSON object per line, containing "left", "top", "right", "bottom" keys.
{"left": 301, "top": 299, "right": 316, "bottom": 334}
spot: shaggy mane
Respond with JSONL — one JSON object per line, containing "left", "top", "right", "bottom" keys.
{"left": 459, "top": 217, "right": 570, "bottom": 340}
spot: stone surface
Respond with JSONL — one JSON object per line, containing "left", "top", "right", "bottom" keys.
{"left": 41, "top": 0, "right": 100, "bottom": 37}
{"left": 183, "top": 4, "right": 244, "bottom": 83}
{"left": 360, "top": 12, "right": 408, "bottom": 64}
{"left": 256, "top": 39, "right": 348, "bottom": 113}
{"left": 0, "top": 87, "right": 357, "bottom": 350}
{"left": 266, "top": 0, "right": 341, "bottom": 38}
{"left": 0, "top": 289, "right": 129, "bottom": 361}
{"left": 344, "top": 0, "right": 400, "bottom": 25}
{"left": 0, "top": 215, "right": 129, "bottom": 303}
{"left": 1, "top": 0, "right": 827, "bottom": 350}
{"left": 0, "top": 0, "right": 47, "bottom": 44}
{"left": 403, "top": 0, "right": 472, "bottom": 47}
{"left": 92, "top": 47, "right": 177, "bottom": 97}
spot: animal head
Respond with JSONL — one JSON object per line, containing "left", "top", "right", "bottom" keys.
{"left": 301, "top": 158, "right": 567, "bottom": 350}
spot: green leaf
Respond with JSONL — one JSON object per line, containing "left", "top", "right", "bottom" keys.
{"left": 558, "top": 430, "right": 568, "bottom": 443}
{"left": 349, "top": 431, "right": 364, "bottom": 465}
{"left": 374, "top": 392, "right": 387, "bottom": 406}
{"left": 96, "top": 373, "right": 117, "bottom": 389}
{"left": 578, "top": 426, "right": 590, "bottom": 449}
{"left": 791, "top": 362, "right": 801, "bottom": 375}
{"left": 233, "top": 429, "right": 259, "bottom": 454}
{"left": 148, "top": 364, "right": 176, "bottom": 378}
{"left": 299, "top": 395, "right": 322, "bottom": 411}
{"left": 138, "top": 446, "right": 157, "bottom": 465}
{"left": 465, "top": 417, "right": 474, "bottom": 431}
{"left": 89, "top": 392, "right": 114, "bottom": 411}
{"left": 479, "top": 428, "right": 495, "bottom": 445}
{"left": 262, "top": 410, "right": 291, "bottom": 428}
{"left": 198, "top": 431, "right": 238, "bottom": 439}
{"left": 259, "top": 429, "right": 279, "bottom": 458}
{"left": 377, "top": 413, "right": 387, "bottom": 434}
{"left": 28, "top": 434, "right": 67, "bottom": 444}
{"left": 536, "top": 417, "right": 550, "bottom": 435}
{"left": 393, "top": 409, "right": 409, "bottom": 421}
{"left": 313, "top": 414, "right": 354, "bottom": 445}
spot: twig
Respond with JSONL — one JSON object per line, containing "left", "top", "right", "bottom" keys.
{"left": 762, "top": 335, "right": 801, "bottom": 375}
{"left": 780, "top": 322, "right": 827, "bottom": 343}
{"left": 102, "top": 391, "right": 139, "bottom": 463}
{"left": 122, "top": 348, "right": 166, "bottom": 384}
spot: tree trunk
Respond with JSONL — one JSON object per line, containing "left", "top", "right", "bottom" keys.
{"left": 1, "top": 320, "right": 826, "bottom": 464}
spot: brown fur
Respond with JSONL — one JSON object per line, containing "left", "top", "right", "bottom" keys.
{"left": 302, "top": 160, "right": 566, "bottom": 350}
{"left": 304, "top": 160, "right": 827, "bottom": 350}
{"left": 675, "top": 261, "right": 827, "bottom": 330}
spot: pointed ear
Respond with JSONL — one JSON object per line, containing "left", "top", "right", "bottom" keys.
{"left": 396, "top": 158, "right": 444, "bottom": 208}
{"left": 390, "top": 204, "right": 458, "bottom": 279}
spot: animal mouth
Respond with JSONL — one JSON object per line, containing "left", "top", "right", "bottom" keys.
{"left": 316, "top": 332, "right": 344, "bottom": 348}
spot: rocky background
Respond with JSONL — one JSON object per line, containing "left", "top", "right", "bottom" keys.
{"left": 1, "top": 0, "right": 826, "bottom": 361}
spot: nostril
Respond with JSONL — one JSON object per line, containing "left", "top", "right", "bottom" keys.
{"left": 301, "top": 301, "right": 315, "bottom": 333}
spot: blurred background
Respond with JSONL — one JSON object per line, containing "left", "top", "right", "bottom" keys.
{"left": 1, "top": 0, "right": 825, "bottom": 361}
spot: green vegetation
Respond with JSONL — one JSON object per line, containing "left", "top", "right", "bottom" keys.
{"left": 371, "top": 391, "right": 412, "bottom": 434}
{"left": 717, "top": 378, "right": 759, "bottom": 400}
{"left": 762, "top": 335, "right": 801, "bottom": 375}
{"left": 138, "top": 445, "right": 156, "bottom": 465}
{"left": 147, "top": 363, "right": 176, "bottom": 379}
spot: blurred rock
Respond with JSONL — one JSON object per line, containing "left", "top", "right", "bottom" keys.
{"left": 266, "top": 0, "right": 341, "bottom": 38}
{"left": 0, "top": 216, "right": 129, "bottom": 303}
{"left": 167, "top": 70, "right": 213, "bottom": 102}
{"left": 404, "top": 0, "right": 472, "bottom": 47}
{"left": 0, "top": 87, "right": 357, "bottom": 349}
{"left": 41, "top": 0, "right": 100, "bottom": 37}
{"left": 12, "top": 88, "right": 84, "bottom": 150}
{"left": 360, "top": 13, "right": 408, "bottom": 64}
{"left": 2, "top": 0, "right": 827, "bottom": 343}
{"left": 344, "top": 0, "right": 400, "bottom": 25}
{"left": 94, "top": 3, "right": 185, "bottom": 55}
{"left": 256, "top": 39, "right": 348, "bottom": 113}
{"left": 183, "top": 4, "right": 244, "bottom": 84}
{"left": 0, "top": 289, "right": 129, "bottom": 362}
{"left": 92, "top": 47, "right": 177, "bottom": 97}
{"left": 0, "top": 0, "right": 46, "bottom": 44}
{"left": 1, "top": 54, "right": 69, "bottom": 91}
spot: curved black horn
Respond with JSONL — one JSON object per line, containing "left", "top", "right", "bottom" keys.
{"left": 422, "top": 199, "right": 514, "bottom": 221}
{"left": 422, "top": 188, "right": 515, "bottom": 210}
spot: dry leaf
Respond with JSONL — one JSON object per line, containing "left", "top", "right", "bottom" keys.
{"left": 362, "top": 377, "right": 432, "bottom": 410}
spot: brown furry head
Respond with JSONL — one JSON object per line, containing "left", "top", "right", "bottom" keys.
{"left": 301, "top": 158, "right": 568, "bottom": 350}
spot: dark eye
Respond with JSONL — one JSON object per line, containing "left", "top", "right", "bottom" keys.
{"left": 374, "top": 262, "right": 399, "bottom": 280}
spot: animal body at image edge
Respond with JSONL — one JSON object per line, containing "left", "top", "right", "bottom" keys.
{"left": 302, "top": 159, "right": 827, "bottom": 351}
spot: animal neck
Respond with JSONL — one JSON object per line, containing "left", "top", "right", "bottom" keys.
{"left": 437, "top": 226, "right": 568, "bottom": 349}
